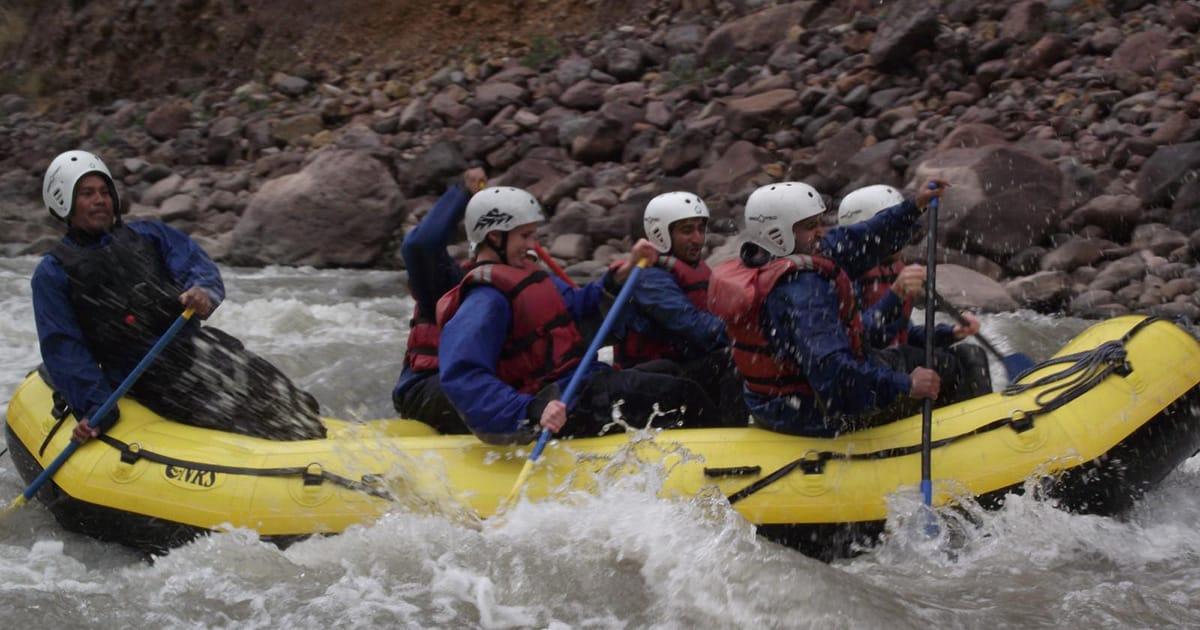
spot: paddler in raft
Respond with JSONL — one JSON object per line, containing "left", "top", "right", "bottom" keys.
{"left": 837, "top": 184, "right": 993, "bottom": 412}
{"left": 32, "top": 150, "right": 325, "bottom": 444}
{"left": 707, "top": 180, "right": 951, "bottom": 436}
{"left": 436, "top": 186, "right": 721, "bottom": 444}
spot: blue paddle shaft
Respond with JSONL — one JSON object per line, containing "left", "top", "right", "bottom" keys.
{"left": 19, "top": 310, "right": 194, "bottom": 501}
{"left": 921, "top": 191, "right": 938, "bottom": 508}
{"left": 529, "top": 263, "right": 647, "bottom": 462}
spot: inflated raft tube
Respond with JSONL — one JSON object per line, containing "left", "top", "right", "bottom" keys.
{"left": 7, "top": 316, "right": 1200, "bottom": 558}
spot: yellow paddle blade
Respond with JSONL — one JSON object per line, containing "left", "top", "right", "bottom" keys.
{"left": 2, "top": 494, "right": 27, "bottom": 517}
{"left": 498, "top": 459, "right": 537, "bottom": 515}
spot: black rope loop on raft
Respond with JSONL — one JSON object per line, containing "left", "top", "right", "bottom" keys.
{"left": 725, "top": 317, "right": 1162, "bottom": 506}
{"left": 94, "top": 435, "right": 395, "bottom": 501}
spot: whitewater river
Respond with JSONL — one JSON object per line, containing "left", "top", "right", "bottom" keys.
{"left": 2, "top": 256, "right": 1198, "bottom": 628}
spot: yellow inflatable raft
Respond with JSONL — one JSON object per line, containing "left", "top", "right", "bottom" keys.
{"left": 6, "top": 316, "right": 1200, "bottom": 557}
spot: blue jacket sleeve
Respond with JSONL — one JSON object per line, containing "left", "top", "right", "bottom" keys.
{"left": 628, "top": 267, "right": 728, "bottom": 351}
{"left": 860, "top": 289, "right": 909, "bottom": 349}
{"left": 31, "top": 258, "right": 116, "bottom": 425}
{"left": 820, "top": 200, "right": 922, "bottom": 278}
{"left": 554, "top": 274, "right": 607, "bottom": 321}
{"left": 128, "top": 221, "right": 225, "bottom": 307}
{"left": 438, "top": 286, "right": 537, "bottom": 442}
{"left": 764, "top": 274, "right": 911, "bottom": 418}
{"left": 401, "top": 184, "right": 471, "bottom": 318}
{"left": 906, "top": 323, "right": 958, "bottom": 349}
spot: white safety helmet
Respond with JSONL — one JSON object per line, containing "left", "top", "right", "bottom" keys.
{"left": 742, "top": 182, "right": 826, "bottom": 257}
{"left": 465, "top": 186, "right": 546, "bottom": 249}
{"left": 837, "top": 184, "right": 904, "bottom": 226}
{"left": 643, "top": 191, "right": 710, "bottom": 254}
{"left": 42, "top": 150, "right": 121, "bottom": 222}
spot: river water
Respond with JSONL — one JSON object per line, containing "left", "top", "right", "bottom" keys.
{"left": 1, "top": 256, "right": 1198, "bottom": 628}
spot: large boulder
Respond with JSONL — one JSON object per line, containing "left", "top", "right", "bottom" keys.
{"left": 937, "top": 264, "right": 1020, "bottom": 312}
{"left": 1110, "top": 29, "right": 1170, "bottom": 75}
{"left": 229, "top": 150, "right": 405, "bottom": 267}
{"left": 697, "top": 141, "right": 771, "bottom": 199}
{"left": 869, "top": 0, "right": 940, "bottom": 69}
{"left": 699, "top": 2, "right": 819, "bottom": 63}
{"left": 909, "top": 144, "right": 1064, "bottom": 262}
{"left": 1136, "top": 142, "right": 1200, "bottom": 209}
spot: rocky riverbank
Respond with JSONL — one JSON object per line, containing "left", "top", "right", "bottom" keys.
{"left": 2, "top": 0, "right": 1199, "bottom": 319}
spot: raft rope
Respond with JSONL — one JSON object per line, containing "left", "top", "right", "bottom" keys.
{"left": 94, "top": 434, "right": 395, "bottom": 500}
{"left": 722, "top": 317, "right": 1161, "bottom": 506}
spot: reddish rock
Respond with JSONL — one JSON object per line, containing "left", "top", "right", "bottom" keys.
{"left": 145, "top": 100, "right": 192, "bottom": 141}
{"left": 559, "top": 80, "right": 608, "bottom": 110}
{"left": 725, "top": 89, "right": 800, "bottom": 134}
{"left": 697, "top": 141, "right": 770, "bottom": 198}
{"left": 1111, "top": 30, "right": 1170, "bottom": 76}
{"left": 700, "top": 1, "right": 820, "bottom": 63}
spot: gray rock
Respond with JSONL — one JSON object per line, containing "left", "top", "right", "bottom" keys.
{"left": 665, "top": 24, "right": 708, "bottom": 52}
{"left": 549, "top": 233, "right": 592, "bottom": 260}
{"left": 472, "top": 82, "right": 528, "bottom": 119}
{"left": 1131, "top": 223, "right": 1188, "bottom": 257}
{"left": 158, "top": 194, "right": 198, "bottom": 221}
{"left": 271, "top": 113, "right": 324, "bottom": 145}
{"left": 399, "top": 98, "right": 428, "bottom": 131}
{"left": 230, "top": 149, "right": 405, "bottom": 267}
{"left": 605, "top": 48, "right": 644, "bottom": 81}
{"left": 404, "top": 140, "right": 467, "bottom": 195}
{"left": 1007, "top": 271, "right": 1072, "bottom": 311}
{"left": 145, "top": 100, "right": 192, "bottom": 141}
{"left": 937, "top": 264, "right": 1020, "bottom": 312}
{"left": 1062, "top": 194, "right": 1142, "bottom": 241}
{"left": 726, "top": 89, "right": 800, "bottom": 134}
{"left": 1111, "top": 29, "right": 1169, "bottom": 76}
{"left": 140, "top": 174, "right": 184, "bottom": 206}
{"left": 1089, "top": 256, "right": 1147, "bottom": 291}
{"left": 1137, "top": 142, "right": 1200, "bottom": 209}
{"left": 700, "top": 1, "right": 819, "bottom": 64}
{"left": 570, "top": 117, "right": 626, "bottom": 164}
{"left": 661, "top": 128, "right": 709, "bottom": 175}
{"left": 870, "top": 0, "right": 940, "bottom": 69}
{"left": 559, "top": 80, "right": 608, "bottom": 110}
{"left": 697, "top": 141, "right": 771, "bottom": 198}
{"left": 1040, "top": 238, "right": 1104, "bottom": 272}
{"left": 271, "top": 72, "right": 311, "bottom": 97}
{"left": 554, "top": 56, "right": 594, "bottom": 87}
{"left": 910, "top": 144, "right": 1064, "bottom": 261}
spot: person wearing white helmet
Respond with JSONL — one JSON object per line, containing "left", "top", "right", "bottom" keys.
{"left": 435, "top": 186, "right": 720, "bottom": 444}
{"left": 32, "top": 150, "right": 325, "bottom": 444}
{"left": 838, "top": 184, "right": 991, "bottom": 405}
{"left": 391, "top": 167, "right": 487, "bottom": 434}
{"left": 609, "top": 191, "right": 742, "bottom": 420}
{"left": 708, "top": 180, "right": 947, "bottom": 436}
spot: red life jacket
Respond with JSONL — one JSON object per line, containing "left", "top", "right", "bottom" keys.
{"left": 436, "top": 262, "right": 586, "bottom": 395}
{"left": 403, "top": 260, "right": 475, "bottom": 374}
{"left": 615, "top": 255, "right": 712, "bottom": 368}
{"left": 708, "top": 254, "right": 863, "bottom": 398}
{"left": 858, "top": 259, "right": 912, "bottom": 347}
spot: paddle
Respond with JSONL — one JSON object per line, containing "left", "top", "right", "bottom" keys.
{"left": 921, "top": 190, "right": 937, "bottom": 518}
{"left": 499, "top": 258, "right": 649, "bottom": 511}
{"left": 532, "top": 241, "right": 579, "bottom": 288}
{"left": 931, "top": 289, "right": 1036, "bottom": 382}
{"left": 3, "top": 307, "right": 196, "bottom": 516}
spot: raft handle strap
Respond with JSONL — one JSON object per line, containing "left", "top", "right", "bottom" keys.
{"left": 39, "top": 392, "right": 73, "bottom": 457}
{"left": 95, "top": 435, "right": 393, "bottom": 500}
{"left": 703, "top": 466, "right": 761, "bottom": 478}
